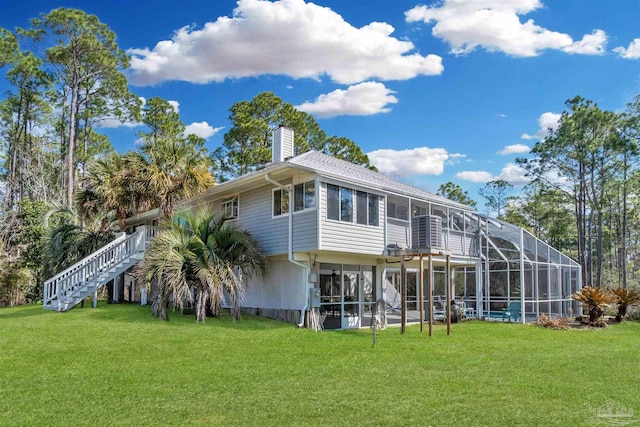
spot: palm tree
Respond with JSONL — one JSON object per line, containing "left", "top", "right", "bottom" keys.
{"left": 612, "top": 287, "right": 640, "bottom": 322}
{"left": 137, "top": 209, "right": 268, "bottom": 323}
{"left": 571, "top": 286, "right": 614, "bottom": 324}
{"left": 77, "top": 153, "right": 146, "bottom": 231}
{"left": 127, "top": 135, "right": 214, "bottom": 219}
{"left": 43, "top": 206, "right": 115, "bottom": 277}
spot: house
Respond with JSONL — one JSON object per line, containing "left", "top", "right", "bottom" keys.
{"left": 43, "top": 127, "right": 582, "bottom": 330}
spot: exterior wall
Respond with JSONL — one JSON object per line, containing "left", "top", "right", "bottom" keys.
{"left": 318, "top": 182, "right": 385, "bottom": 255}
{"left": 292, "top": 209, "right": 317, "bottom": 252}
{"left": 237, "top": 174, "right": 318, "bottom": 255}
{"left": 242, "top": 259, "right": 307, "bottom": 310}
{"left": 236, "top": 185, "right": 289, "bottom": 255}
{"left": 447, "top": 230, "right": 477, "bottom": 256}
{"left": 387, "top": 218, "right": 410, "bottom": 249}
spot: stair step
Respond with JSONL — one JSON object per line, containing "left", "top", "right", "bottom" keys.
{"left": 43, "top": 236, "right": 146, "bottom": 312}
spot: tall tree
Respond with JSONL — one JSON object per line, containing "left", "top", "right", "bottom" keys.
{"left": 76, "top": 152, "right": 141, "bottom": 231}
{"left": 0, "top": 52, "right": 54, "bottom": 211}
{"left": 129, "top": 97, "right": 214, "bottom": 218}
{"left": 503, "top": 182, "right": 576, "bottom": 255}
{"left": 0, "top": 27, "right": 18, "bottom": 68}
{"left": 213, "top": 92, "right": 374, "bottom": 180}
{"left": 478, "top": 179, "right": 512, "bottom": 218}
{"left": 615, "top": 95, "right": 640, "bottom": 287}
{"left": 436, "top": 182, "right": 477, "bottom": 209}
{"left": 324, "top": 136, "right": 378, "bottom": 172}
{"left": 20, "top": 8, "right": 134, "bottom": 208}
{"left": 137, "top": 97, "right": 184, "bottom": 144}
{"left": 518, "top": 96, "right": 622, "bottom": 287}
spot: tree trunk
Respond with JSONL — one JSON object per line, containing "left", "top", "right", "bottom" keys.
{"left": 66, "top": 82, "right": 78, "bottom": 209}
{"left": 588, "top": 305, "right": 602, "bottom": 323}
{"left": 196, "top": 289, "right": 207, "bottom": 323}
{"left": 621, "top": 153, "right": 628, "bottom": 288}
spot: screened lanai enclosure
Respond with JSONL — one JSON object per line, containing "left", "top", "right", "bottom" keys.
{"left": 378, "top": 212, "right": 582, "bottom": 327}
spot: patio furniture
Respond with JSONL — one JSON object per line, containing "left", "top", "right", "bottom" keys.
{"left": 502, "top": 301, "right": 522, "bottom": 322}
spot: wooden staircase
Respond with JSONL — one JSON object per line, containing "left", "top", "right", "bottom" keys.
{"left": 43, "top": 226, "right": 155, "bottom": 312}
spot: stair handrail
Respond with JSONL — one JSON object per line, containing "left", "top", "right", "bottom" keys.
{"left": 43, "top": 232, "right": 126, "bottom": 288}
{"left": 43, "top": 226, "right": 147, "bottom": 307}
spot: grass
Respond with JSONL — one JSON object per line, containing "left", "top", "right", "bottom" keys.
{"left": 1, "top": 303, "right": 639, "bottom": 426}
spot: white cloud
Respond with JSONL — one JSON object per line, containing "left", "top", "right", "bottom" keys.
{"left": 128, "top": 0, "right": 443, "bottom": 86}
{"left": 455, "top": 170, "right": 493, "bottom": 183}
{"left": 498, "top": 144, "right": 530, "bottom": 155}
{"left": 296, "top": 82, "right": 398, "bottom": 118}
{"left": 521, "top": 112, "right": 561, "bottom": 140}
{"left": 496, "top": 162, "right": 530, "bottom": 186}
{"left": 96, "top": 98, "right": 182, "bottom": 129}
{"left": 167, "top": 100, "right": 180, "bottom": 113}
{"left": 368, "top": 147, "right": 450, "bottom": 176}
{"left": 562, "top": 30, "right": 607, "bottom": 55}
{"left": 405, "top": 0, "right": 606, "bottom": 57}
{"left": 97, "top": 117, "right": 142, "bottom": 129}
{"left": 95, "top": 96, "right": 145, "bottom": 129}
{"left": 455, "top": 163, "right": 529, "bottom": 185}
{"left": 613, "top": 38, "right": 640, "bottom": 59}
{"left": 184, "top": 122, "right": 224, "bottom": 139}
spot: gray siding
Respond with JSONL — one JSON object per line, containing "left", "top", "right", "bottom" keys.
{"left": 293, "top": 210, "right": 318, "bottom": 252}
{"left": 319, "top": 182, "right": 385, "bottom": 255}
{"left": 243, "top": 260, "right": 306, "bottom": 309}
{"left": 387, "top": 218, "right": 410, "bottom": 248}
{"left": 237, "top": 186, "right": 288, "bottom": 255}
{"left": 445, "top": 230, "right": 478, "bottom": 256}
{"left": 448, "top": 230, "right": 465, "bottom": 255}
{"left": 234, "top": 185, "right": 319, "bottom": 256}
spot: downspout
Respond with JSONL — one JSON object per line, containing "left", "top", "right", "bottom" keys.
{"left": 265, "top": 174, "right": 309, "bottom": 327}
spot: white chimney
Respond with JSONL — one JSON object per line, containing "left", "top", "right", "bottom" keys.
{"left": 272, "top": 126, "right": 294, "bottom": 163}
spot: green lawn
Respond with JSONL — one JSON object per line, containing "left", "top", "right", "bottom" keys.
{"left": 1, "top": 304, "right": 638, "bottom": 426}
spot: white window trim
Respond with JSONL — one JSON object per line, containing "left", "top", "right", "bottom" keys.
{"left": 292, "top": 180, "right": 318, "bottom": 214}
{"left": 220, "top": 195, "right": 239, "bottom": 220}
{"left": 325, "top": 183, "right": 380, "bottom": 228}
{"left": 272, "top": 187, "right": 290, "bottom": 218}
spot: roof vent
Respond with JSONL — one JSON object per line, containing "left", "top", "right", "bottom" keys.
{"left": 272, "top": 126, "right": 294, "bottom": 163}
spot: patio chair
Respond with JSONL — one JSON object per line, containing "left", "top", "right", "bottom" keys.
{"left": 502, "top": 301, "right": 521, "bottom": 322}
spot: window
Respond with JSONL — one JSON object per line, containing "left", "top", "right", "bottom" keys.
{"left": 368, "top": 195, "right": 379, "bottom": 226}
{"left": 412, "top": 205, "right": 427, "bottom": 217}
{"left": 357, "top": 191, "right": 367, "bottom": 225}
{"left": 387, "top": 199, "right": 408, "bottom": 220}
{"left": 294, "top": 181, "right": 316, "bottom": 212}
{"left": 327, "top": 184, "right": 340, "bottom": 220}
{"left": 340, "top": 187, "right": 353, "bottom": 222}
{"left": 273, "top": 188, "right": 289, "bottom": 216}
{"left": 221, "top": 196, "right": 238, "bottom": 219}
{"left": 327, "top": 184, "right": 378, "bottom": 226}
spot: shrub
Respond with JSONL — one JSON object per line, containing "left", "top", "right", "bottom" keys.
{"left": 611, "top": 287, "right": 640, "bottom": 322}
{"left": 625, "top": 306, "right": 640, "bottom": 322}
{"left": 534, "top": 314, "right": 570, "bottom": 330}
{"left": 571, "top": 286, "right": 614, "bottom": 324}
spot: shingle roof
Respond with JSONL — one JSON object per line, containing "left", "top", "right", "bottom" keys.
{"left": 288, "top": 150, "right": 472, "bottom": 210}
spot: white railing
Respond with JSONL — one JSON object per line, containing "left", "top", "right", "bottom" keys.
{"left": 43, "top": 226, "right": 147, "bottom": 309}
{"left": 145, "top": 225, "right": 159, "bottom": 247}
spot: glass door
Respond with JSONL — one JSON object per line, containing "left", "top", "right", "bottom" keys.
{"left": 342, "top": 266, "right": 361, "bottom": 329}
{"left": 319, "top": 264, "right": 341, "bottom": 330}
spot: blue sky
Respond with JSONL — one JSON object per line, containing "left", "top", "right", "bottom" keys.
{"left": 2, "top": 0, "right": 639, "bottom": 209}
